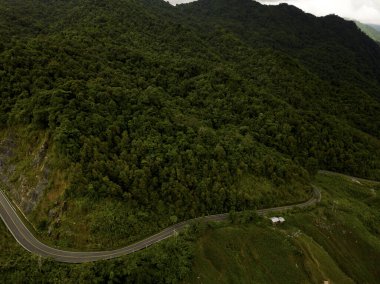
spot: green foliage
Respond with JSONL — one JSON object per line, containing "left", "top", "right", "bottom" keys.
{"left": 1, "top": 171, "right": 380, "bottom": 283}
{"left": 0, "top": 0, "right": 380, "bottom": 251}
{"left": 229, "top": 209, "right": 262, "bottom": 224}
{"left": 0, "top": 221, "right": 194, "bottom": 283}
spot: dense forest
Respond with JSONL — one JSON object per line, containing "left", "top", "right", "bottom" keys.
{"left": 1, "top": 0, "right": 380, "bottom": 243}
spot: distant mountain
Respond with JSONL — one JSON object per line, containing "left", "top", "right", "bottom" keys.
{"left": 369, "top": 24, "right": 380, "bottom": 32}
{"left": 179, "top": 1, "right": 380, "bottom": 96}
{"left": 355, "top": 21, "right": 380, "bottom": 42}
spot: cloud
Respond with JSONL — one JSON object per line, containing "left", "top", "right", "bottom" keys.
{"left": 258, "top": 0, "right": 281, "bottom": 2}
{"left": 167, "top": 0, "right": 380, "bottom": 24}
{"left": 257, "top": 0, "right": 380, "bottom": 24}
{"left": 168, "top": 0, "right": 195, "bottom": 4}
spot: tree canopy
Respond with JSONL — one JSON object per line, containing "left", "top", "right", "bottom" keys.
{"left": 1, "top": 0, "right": 380, "bottom": 224}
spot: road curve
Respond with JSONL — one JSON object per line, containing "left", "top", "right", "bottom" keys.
{"left": 0, "top": 186, "right": 321, "bottom": 263}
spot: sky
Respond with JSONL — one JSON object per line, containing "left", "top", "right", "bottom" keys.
{"left": 168, "top": 0, "right": 380, "bottom": 25}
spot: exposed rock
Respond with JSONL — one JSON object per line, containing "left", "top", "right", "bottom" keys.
{"left": 33, "top": 141, "right": 49, "bottom": 166}
{"left": 48, "top": 224, "right": 54, "bottom": 236}
{"left": 0, "top": 138, "right": 16, "bottom": 189}
{"left": 49, "top": 208, "right": 59, "bottom": 219}
{"left": 0, "top": 136, "right": 51, "bottom": 214}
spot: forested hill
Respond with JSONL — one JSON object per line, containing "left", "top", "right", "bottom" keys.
{"left": 178, "top": 0, "right": 380, "bottom": 95}
{"left": 178, "top": 0, "right": 380, "bottom": 135}
{"left": 1, "top": 0, "right": 380, "bottom": 226}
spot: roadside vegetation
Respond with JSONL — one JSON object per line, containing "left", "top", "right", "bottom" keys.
{"left": 1, "top": 172, "right": 379, "bottom": 283}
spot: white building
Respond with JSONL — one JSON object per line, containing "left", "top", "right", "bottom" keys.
{"left": 270, "top": 216, "right": 285, "bottom": 224}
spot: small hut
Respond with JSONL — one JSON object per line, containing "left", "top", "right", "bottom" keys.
{"left": 270, "top": 216, "right": 285, "bottom": 224}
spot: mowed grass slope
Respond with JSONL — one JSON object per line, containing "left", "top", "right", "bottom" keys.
{"left": 188, "top": 225, "right": 311, "bottom": 283}
{"left": 187, "top": 172, "right": 380, "bottom": 283}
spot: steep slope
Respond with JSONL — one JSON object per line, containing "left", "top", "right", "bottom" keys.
{"left": 0, "top": 0, "right": 379, "bottom": 249}
{"left": 178, "top": 1, "right": 380, "bottom": 131}
{"left": 188, "top": 172, "right": 380, "bottom": 283}
{"left": 178, "top": 0, "right": 380, "bottom": 88}
{"left": 177, "top": 0, "right": 380, "bottom": 169}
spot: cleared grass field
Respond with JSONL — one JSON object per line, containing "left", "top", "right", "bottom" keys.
{"left": 187, "top": 172, "right": 380, "bottom": 283}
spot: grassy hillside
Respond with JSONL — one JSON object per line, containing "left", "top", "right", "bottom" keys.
{"left": 187, "top": 172, "right": 380, "bottom": 283}
{"left": 188, "top": 225, "right": 354, "bottom": 283}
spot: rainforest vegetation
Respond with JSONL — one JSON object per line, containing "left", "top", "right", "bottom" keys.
{"left": 0, "top": 0, "right": 380, "bottom": 251}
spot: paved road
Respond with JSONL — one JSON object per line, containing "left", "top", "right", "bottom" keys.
{"left": 318, "top": 170, "right": 380, "bottom": 184}
{"left": 0, "top": 186, "right": 321, "bottom": 263}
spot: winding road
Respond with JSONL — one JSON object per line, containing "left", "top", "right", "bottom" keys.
{"left": 0, "top": 186, "right": 321, "bottom": 263}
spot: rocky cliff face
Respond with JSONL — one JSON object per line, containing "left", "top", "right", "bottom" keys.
{"left": 0, "top": 133, "right": 50, "bottom": 214}
{"left": 0, "top": 138, "right": 16, "bottom": 192}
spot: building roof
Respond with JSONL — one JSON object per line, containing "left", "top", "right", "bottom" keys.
{"left": 270, "top": 216, "right": 285, "bottom": 223}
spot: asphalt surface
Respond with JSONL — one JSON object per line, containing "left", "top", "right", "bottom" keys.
{"left": 318, "top": 170, "right": 380, "bottom": 184}
{"left": 0, "top": 186, "right": 321, "bottom": 263}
